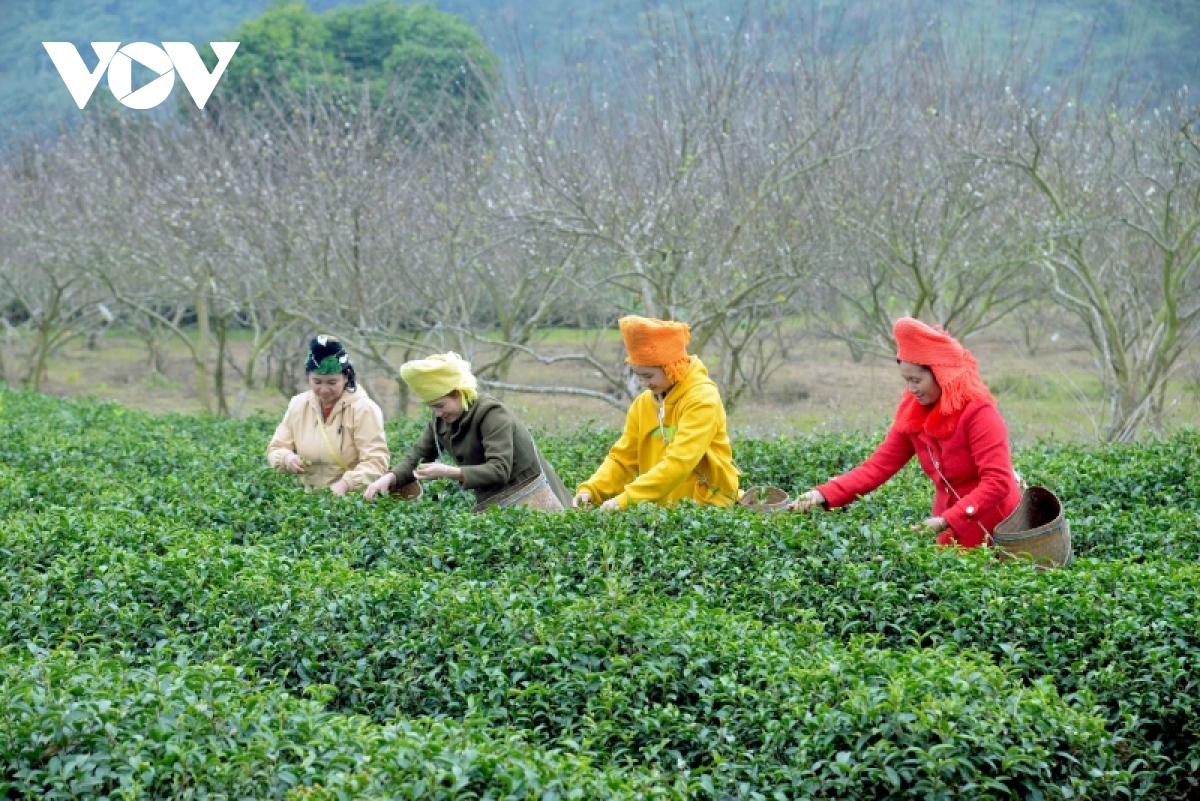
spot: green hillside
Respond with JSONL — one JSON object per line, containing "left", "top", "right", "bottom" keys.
{"left": 3, "top": 0, "right": 1199, "bottom": 142}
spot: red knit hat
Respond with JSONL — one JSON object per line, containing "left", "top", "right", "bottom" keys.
{"left": 893, "top": 317, "right": 994, "bottom": 417}
{"left": 619, "top": 316, "right": 693, "bottom": 384}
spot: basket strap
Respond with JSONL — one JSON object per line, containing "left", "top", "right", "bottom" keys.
{"left": 925, "top": 444, "right": 992, "bottom": 542}
{"left": 427, "top": 416, "right": 464, "bottom": 495}
{"left": 316, "top": 411, "right": 350, "bottom": 472}
{"left": 431, "top": 420, "right": 454, "bottom": 465}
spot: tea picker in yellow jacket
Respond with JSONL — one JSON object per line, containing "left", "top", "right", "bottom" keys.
{"left": 575, "top": 316, "right": 740, "bottom": 510}
{"left": 266, "top": 335, "right": 390, "bottom": 495}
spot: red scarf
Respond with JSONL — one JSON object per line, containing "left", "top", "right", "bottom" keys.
{"left": 892, "top": 317, "right": 996, "bottom": 438}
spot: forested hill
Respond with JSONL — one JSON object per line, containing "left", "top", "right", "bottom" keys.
{"left": 4, "top": 0, "right": 1199, "bottom": 141}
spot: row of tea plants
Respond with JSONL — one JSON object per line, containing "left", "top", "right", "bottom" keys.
{"left": 1, "top": 390, "right": 1197, "bottom": 798}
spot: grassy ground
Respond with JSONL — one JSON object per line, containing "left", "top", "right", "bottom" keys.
{"left": 24, "top": 321, "right": 1200, "bottom": 444}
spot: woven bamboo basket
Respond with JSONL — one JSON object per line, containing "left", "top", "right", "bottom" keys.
{"left": 474, "top": 473, "right": 564, "bottom": 513}
{"left": 737, "top": 486, "right": 791, "bottom": 513}
{"left": 393, "top": 480, "right": 423, "bottom": 501}
{"left": 993, "top": 485, "right": 1072, "bottom": 569}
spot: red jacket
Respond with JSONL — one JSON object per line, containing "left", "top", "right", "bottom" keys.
{"left": 816, "top": 398, "right": 1020, "bottom": 548}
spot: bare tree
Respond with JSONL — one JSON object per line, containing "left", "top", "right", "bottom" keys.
{"left": 992, "top": 89, "right": 1200, "bottom": 440}
{"left": 7, "top": 3, "right": 1194, "bottom": 438}
{"left": 493, "top": 6, "right": 874, "bottom": 408}
{"left": 0, "top": 141, "right": 108, "bottom": 389}
{"left": 84, "top": 116, "right": 247, "bottom": 414}
{"left": 807, "top": 27, "right": 1047, "bottom": 361}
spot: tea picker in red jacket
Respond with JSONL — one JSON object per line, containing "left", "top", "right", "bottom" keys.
{"left": 788, "top": 317, "right": 1021, "bottom": 548}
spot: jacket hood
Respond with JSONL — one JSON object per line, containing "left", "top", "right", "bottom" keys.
{"left": 662, "top": 356, "right": 714, "bottom": 404}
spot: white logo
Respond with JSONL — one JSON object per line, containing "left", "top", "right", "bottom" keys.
{"left": 42, "top": 42, "right": 240, "bottom": 110}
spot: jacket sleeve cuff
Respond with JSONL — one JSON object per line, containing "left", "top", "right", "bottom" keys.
{"left": 942, "top": 505, "right": 971, "bottom": 535}
{"left": 815, "top": 480, "right": 853, "bottom": 509}
{"left": 458, "top": 465, "right": 486, "bottom": 489}
{"left": 576, "top": 482, "right": 603, "bottom": 501}
{"left": 345, "top": 466, "right": 385, "bottom": 492}
{"left": 390, "top": 466, "right": 416, "bottom": 487}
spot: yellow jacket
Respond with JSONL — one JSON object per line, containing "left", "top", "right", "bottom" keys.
{"left": 579, "top": 357, "right": 739, "bottom": 508}
{"left": 266, "top": 387, "right": 390, "bottom": 492}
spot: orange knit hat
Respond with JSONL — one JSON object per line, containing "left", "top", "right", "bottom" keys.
{"left": 619, "top": 315, "right": 693, "bottom": 384}
{"left": 893, "top": 317, "right": 994, "bottom": 416}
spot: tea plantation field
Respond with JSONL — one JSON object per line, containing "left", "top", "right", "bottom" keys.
{"left": 1, "top": 390, "right": 1198, "bottom": 799}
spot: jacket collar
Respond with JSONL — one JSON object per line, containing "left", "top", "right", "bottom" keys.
{"left": 437, "top": 393, "right": 498, "bottom": 436}
{"left": 895, "top": 392, "right": 962, "bottom": 439}
{"left": 307, "top": 386, "right": 369, "bottom": 421}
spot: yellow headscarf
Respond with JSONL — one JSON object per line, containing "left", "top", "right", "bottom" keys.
{"left": 400, "top": 352, "right": 479, "bottom": 408}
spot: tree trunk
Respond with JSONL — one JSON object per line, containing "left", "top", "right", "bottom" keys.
{"left": 193, "top": 289, "right": 213, "bottom": 413}
{"left": 27, "top": 324, "right": 51, "bottom": 391}
{"left": 214, "top": 313, "right": 230, "bottom": 417}
{"left": 396, "top": 375, "right": 411, "bottom": 419}
{"left": 25, "top": 284, "right": 63, "bottom": 391}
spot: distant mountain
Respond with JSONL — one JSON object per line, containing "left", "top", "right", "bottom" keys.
{"left": 4, "top": 0, "right": 1198, "bottom": 144}
{"left": 436, "top": 0, "right": 1199, "bottom": 97}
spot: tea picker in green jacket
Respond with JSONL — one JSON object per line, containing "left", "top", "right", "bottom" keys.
{"left": 364, "top": 352, "right": 571, "bottom": 511}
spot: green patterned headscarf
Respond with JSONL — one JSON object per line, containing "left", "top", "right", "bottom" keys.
{"left": 305, "top": 335, "right": 357, "bottom": 388}
{"left": 311, "top": 355, "right": 343, "bottom": 374}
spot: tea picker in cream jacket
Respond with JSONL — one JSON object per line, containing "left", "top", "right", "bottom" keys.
{"left": 266, "top": 335, "right": 390, "bottom": 494}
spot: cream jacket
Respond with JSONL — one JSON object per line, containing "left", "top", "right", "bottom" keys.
{"left": 266, "top": 387, "right": 390, "bottom": 492}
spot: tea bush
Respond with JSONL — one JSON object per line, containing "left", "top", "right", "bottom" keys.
{"left": 0, "top": 512, "right": 1132, "bottom": 796}
{"left": 0, "top": 648, "right": 673, "bottom": 799}
{"left": 1, "top": 389, "right": 1197, "bottom": 798}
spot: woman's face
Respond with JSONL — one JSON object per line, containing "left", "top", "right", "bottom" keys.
{"left": 309, "top": 372, "right": 348, "bottom": 407}
{"left": 428, "top": 392, "right": 465, "bottom": 423}
{"left": 899, "top": 361, "right": 941, "bottom": 407}
{"left": 631, "top": 365, "right": 671, "bottom": 395}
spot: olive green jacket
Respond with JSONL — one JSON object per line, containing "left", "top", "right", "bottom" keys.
{"left": 389, "top": 394, "right": 570, "bottom": 508}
